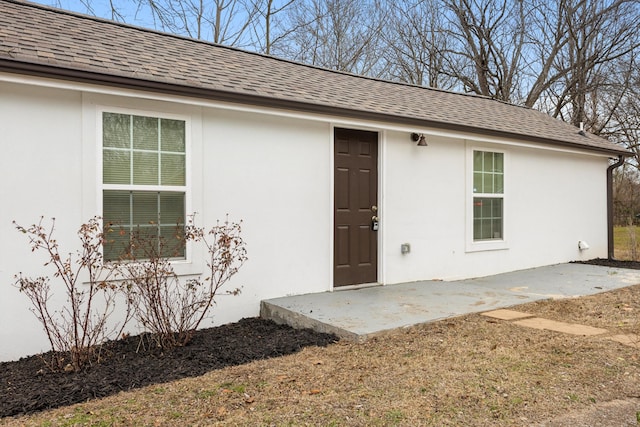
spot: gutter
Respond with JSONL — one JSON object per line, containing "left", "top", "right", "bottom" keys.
{"left": 607, "top": 155, "right": 626, "bottom": 259}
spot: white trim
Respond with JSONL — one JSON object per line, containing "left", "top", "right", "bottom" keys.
{"left": 378, "top": 129, "right": 386, "bottom": 286}
{"left": 329, "top": 123, "right": 336, "bottom": 291}
{"left": 465, "top": 143, "right": 509, "bottom": 253}
{"left": 1, "top": 73, "right": 616, "bottom": 160}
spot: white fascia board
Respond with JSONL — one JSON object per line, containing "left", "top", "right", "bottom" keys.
{"left": 1, "top": 72, "right": 612, "bottom": 160}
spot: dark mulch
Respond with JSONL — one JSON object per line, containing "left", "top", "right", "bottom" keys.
{"left": 574, "top": 257, "right": 640, "bottom": 269}
{"left": 0, "top": 318, "right": 337, "bottom": 418}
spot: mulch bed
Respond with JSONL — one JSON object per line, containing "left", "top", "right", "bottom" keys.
{"left": 0, "top": 318, "right": 337, "bottom": 418}
{"left": 574, "top": 257, "right": 640, "bottom": 269}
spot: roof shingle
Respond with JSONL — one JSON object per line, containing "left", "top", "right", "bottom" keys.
{"left": 0, "top": 0, "right": 629, "bottom": 156}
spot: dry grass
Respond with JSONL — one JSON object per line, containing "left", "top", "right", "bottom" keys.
{"left": 615, "top": 225, "right": 640, "bottom": 261}
{"left": 3, "top": 285, "right": 640, "bottom": 426}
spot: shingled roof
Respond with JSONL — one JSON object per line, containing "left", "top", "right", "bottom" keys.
{"left": 0, "top": 0, "right": 629, "bottom": 156}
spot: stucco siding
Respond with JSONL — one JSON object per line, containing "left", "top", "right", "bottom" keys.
{"left": 199, "top": 108, "right": 332, "bottom": 325}
{"left": 0, "top": 81, "right": 85, "bottom": 361}
{"left": 0, "top": 83, "right": 335, "bottom": 361}
{"left": 382, "top": 131, "right": 467, "bottom": 283}
{"left": 506, "top": 147, "right": 608, "bottom": 268}
{"left": 382, "top": 132, "right": 608, "bottom": 283}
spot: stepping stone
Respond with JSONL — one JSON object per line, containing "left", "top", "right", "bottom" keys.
{"left": 481, "top": 309, "right": 533, "bottom": 320}
{"left": 608, "top": 334, "right": 640, "bottom": 348}
{"left": 513, "top": 317, "right": 608, "bottom": 336}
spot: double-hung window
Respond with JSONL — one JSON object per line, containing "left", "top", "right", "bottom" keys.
{"left": 102, "top": 111, "right": 187, "bottom": 261}
{"left": 472, "top": 150, "right": 504, "bottom": 242}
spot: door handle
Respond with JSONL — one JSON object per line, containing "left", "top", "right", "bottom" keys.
{"left": 371, "top": 215, "right": 379, "bottom": 231}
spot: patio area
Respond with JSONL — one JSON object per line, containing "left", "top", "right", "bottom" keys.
{"left": 261, "top": 263, "right": 640, "bottom": 341}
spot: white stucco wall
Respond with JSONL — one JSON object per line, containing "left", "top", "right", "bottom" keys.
{"left": 0, "top": 79, "right": 334, "bottom": 361}
{"left": 0, "top": 76, "right": 612, "bottom": 361}
{"left": 198, "top": 108, "right": 332, "bottom": 324}
{"left": 1, "top": 82, "right": 86, "bottom": 361}
{"left": 381, "top": 132, "right": 467, "bottom": 283}
{"left": 382, "top": 130, "right": 608, "bottom": 283}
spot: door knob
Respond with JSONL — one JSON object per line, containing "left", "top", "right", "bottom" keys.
{"left": 371, "top": 205, "right": 378, "bottom": 212}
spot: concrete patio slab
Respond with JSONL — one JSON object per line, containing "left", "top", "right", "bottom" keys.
{"left": 481, "top": 309, "right": 533, "bottom": 320}
{"left": 261, "top": 263, "right": 640, "bottom": 341}
{"left": 513, "top": 317, "right": 608, "bottom": 336}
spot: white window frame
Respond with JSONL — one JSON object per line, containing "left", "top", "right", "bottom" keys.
{"left": 466, "top": 145, "right": 508, "bottom": 252}
{"left": 97, "top": 106, "right": 194, "bottom": 266}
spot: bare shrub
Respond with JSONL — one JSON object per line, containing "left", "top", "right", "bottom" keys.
{"left": 13, "top": 217, "right": 132, "bottom": 371}
{"left": 116, "top": 216, "right": 247, "bottom": 349}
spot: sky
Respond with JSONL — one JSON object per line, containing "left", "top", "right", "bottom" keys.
{"left": 37, "top": 1, "right": 162, "bottom": 29}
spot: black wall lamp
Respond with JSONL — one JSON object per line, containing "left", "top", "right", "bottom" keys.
{"left": 411, "top": 132, "right": 428, "bottom": 146}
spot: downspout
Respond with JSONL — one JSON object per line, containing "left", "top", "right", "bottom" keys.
{"left": 607, "top": 155, "right": 625, "bottom": 260}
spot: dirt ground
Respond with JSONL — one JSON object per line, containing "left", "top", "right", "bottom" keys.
{"left": 2, "top": 258, "right": 640, "bottom": 426}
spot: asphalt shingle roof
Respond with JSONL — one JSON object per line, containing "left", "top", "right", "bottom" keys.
{"left": 0, "top": 0, "right": 629, "bottom": 156}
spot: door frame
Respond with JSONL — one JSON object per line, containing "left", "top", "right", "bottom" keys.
{"left": 330, "top": 125, "right": 383, "bottom": 290}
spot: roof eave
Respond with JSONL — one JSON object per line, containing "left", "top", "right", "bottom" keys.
{"left": 1, "top": 59, "right": 631, "bottom": 158}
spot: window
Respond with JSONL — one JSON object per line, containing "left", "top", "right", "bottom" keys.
{"left": 472, "top": 150, "right": 504, "bottom": 241}
{"left": 102, "top": 112, "right": 186, "bottom": 260}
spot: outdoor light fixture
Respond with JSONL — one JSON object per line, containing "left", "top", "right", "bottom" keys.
{"left": 411, "top": 132, "right": 428, "bottom": 146}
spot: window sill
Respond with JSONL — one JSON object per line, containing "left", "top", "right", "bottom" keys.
{"left": 466, "top": 240, "right": 509, "bottom": 253}
{"left": 104, "top": 259, "right": 203, "bottom": 277}
{"left": 172, "top": 260, "right": 203, "bottom": 277}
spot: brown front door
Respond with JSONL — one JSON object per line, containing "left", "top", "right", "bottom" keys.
{"left": 334, "top": 128, "right": 378, "bottom": 287}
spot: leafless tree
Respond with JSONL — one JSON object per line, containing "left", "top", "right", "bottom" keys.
{"left": 429, "top": 0, "right": 638, "bottom": 115}
{"left": 545, "top": 0, "right": 639, "bottom": 129}
{"left": 382, "top": 0, "right": 455, "bottom": 89}
{"left": 613, "top": 164, "right": 640, "bottom": 225}
{"left": 274, "top": 0, "right": 389, "bottom": 76}
{"left": 57, "top": 0, "right": 295, "bottom": 52}
{"left": 129, "top": 0, "right": 259, "bottom": 45}
{"left": 439, "top": 0, "right": 528, "bottom": 101}
{"left": 248, "top": 0, "right": 296, "bottom": 54}
{"left": 52, "top": 0, "right": 127, "bottom": 21}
